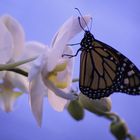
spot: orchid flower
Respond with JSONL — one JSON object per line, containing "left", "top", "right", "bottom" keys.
{"left": 28, "top": 15, "right": 91, "bottom": 126}
{"left": 0, "top": 15, "right": 45, "bottom": 112}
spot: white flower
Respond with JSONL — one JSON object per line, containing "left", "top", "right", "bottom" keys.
{"left": 0, "top": 15, "right": 45, "bottom": 112}
{"left": 29, "top": 15, "right": 91, "bottom": 126}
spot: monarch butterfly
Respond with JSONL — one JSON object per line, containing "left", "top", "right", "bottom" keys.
{"left": 63, "top": 9, "right": 140, "bottom": 99}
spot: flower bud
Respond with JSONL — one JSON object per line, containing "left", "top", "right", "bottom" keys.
{"left": 67, "top": 100, "right": 84, "bottom": 121}
{"left": 79, "top": 93, "right": 112, "bottom": 115}
{"left": 110, "top": 120, "right": 128, "bottom": 140}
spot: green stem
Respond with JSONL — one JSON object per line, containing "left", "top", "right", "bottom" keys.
{"left": 127, "top": 133, "right": 139, "bottom": 140}
{"left": 0, "top": 57, "right": 37, "bottom": 70}
{"left": 0, "top": 57, "right": 37, "bottom": 77}
{"left": 7, "top": 68, "right": 28, "bottom": 77}
{"left": 103, "top": 112, "right": 121, "bottom": 122}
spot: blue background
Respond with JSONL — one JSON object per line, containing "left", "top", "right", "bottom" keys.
{"left": 0, "top": 0, "right": 140, "bottom": 140}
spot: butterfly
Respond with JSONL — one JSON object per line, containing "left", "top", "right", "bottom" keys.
{"left": 63, "top": 9, "right": 140, "bottom": 99}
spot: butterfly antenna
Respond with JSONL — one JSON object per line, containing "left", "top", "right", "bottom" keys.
{"left": 89, "top": 17, "right": 93, "bottom": 31}
{"left": 78, "top": 17, "right": 86, "bottom": 31}
{"left": 75, "top": 8, "right": 90, "bottom": 31}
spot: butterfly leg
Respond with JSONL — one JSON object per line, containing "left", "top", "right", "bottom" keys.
{"left": 62, "top": 47, "right": 82, "bottom": 58}
{"left": 67, "top": 43, "right": 80, "bottom": 46}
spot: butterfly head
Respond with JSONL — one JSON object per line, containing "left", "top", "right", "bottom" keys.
{"left": 80, "top": 31, "right": 95, "bottom": 49}
{"left": 75, "top": 8, "right": 94, "bottom": 50}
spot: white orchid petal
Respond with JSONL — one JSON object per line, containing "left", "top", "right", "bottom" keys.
{"left": 48, "top": 89, "right": 68, "bottom": 112}
{"left": 28, "top": 65, "right": 40, "bottom": 82}
{"left": 19, "top": 41, "right": 46, "bottom": 61}
{"left": 44, "top": 80, "right": 77, "bottom": 100}
{"left": 57, "top": 46, "right": 74, "bottom": 87}
{"left": 0, "top": 89, "right": 22, "bottom": 112}
{"left": 28, "top": 50, "right": 48, "bottom": 81}
{"left": 0, "top": 20, "right": 13, "bottom": 64}
{"left": 18, "top": 41, "right": 46, "bottom": 71}
{"left": 1, "top": 15, "right": 25, "bottom": 59}
{"left": 51, "top": 15, "right": 91, "bottom": 48}
{"left": 29, "top": 74, "right": 47, "bottom": 126}
{"left": 0, "top": 96, "right": 14, "bottom": 112}
{"left": 6, "top": 72, "right": 29, "bottom": 93}
{"left": 48, "top": 15, "right": 91, "bottom": 72}
{"left": 51, "top": 31, "right": 59, "bottom": 47}
{"left": 65, "top": 15, "right": 92, "bottom": 40}
{"left": 0, "top": 72, "right": 6, "bottom": 79}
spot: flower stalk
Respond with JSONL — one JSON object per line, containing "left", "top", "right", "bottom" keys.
{"left": 0, "top": 57, "right": 37, "bottom": 71}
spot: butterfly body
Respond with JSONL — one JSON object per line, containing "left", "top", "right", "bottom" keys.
{"left": 79, "top": 31, "right": 140, "bottom": 99}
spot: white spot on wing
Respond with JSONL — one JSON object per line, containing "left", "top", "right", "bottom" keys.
{"left": 128, "top": 70, "right": 135, "bottom": 76}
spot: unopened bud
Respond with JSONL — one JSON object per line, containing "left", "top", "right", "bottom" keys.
{"left": 110, "top": 120, "right": 128, "bottom": 140}
{"left": 67, "top": 100, "right": 84, "bottom": 121}
{"left": 79, "top": 93, "right": 112, "bottom": 115}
